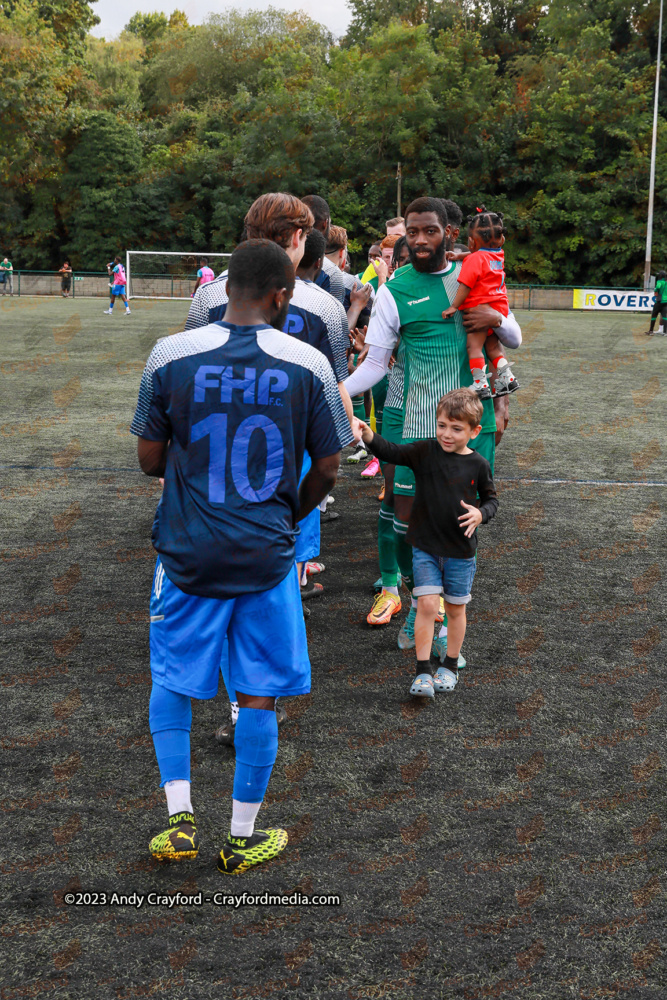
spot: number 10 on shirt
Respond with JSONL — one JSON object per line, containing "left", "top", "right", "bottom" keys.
{"left": 191, "top": 414, "right": 284, "bottom": 504}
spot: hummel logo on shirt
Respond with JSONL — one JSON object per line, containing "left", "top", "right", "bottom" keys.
{"left": 407, "top": 296, "right": 430, "bottom": 306}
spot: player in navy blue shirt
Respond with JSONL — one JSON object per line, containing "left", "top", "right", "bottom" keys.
{"left": 132, "top": 240, "right": 352, "bottom": 875}
{"left": 185, "top": 193, "right": 357, "bottom": 747}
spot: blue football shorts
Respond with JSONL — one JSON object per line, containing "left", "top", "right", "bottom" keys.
{"left": 111, "top": 284, "right": 126, "bottom": 296}
{"left": 295, "top": 507, "right": 319, "bottom": 563}
{"left": 149, "top": 559, "right": 310, "bottom": 700}
{"left": 294, "top": 449, "right": 320, "bottom": 563}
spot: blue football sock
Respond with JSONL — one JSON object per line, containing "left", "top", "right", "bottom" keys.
{"left": 149, "top": 683, "right": 192, "bottom": 786}
{"left": 232, "top": 707, "right": 278, "bottom": 803}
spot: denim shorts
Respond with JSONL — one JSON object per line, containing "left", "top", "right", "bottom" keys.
{"left": 412, "top": 547, "right": 476, "bottom": 604}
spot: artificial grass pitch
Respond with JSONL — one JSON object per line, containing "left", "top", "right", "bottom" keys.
{"left": 0, "top": 297, "right": 664, "bottom": 998}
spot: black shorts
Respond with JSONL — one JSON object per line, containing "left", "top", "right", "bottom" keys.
{"left": 651, "top": 300, "right": 666, "bottom": 321}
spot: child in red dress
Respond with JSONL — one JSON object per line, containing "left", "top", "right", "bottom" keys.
{"left": 442, "top": 207, "right": 519, "bottom": 400}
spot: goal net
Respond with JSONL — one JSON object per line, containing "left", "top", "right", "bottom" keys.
{"left": 126, "top": 251, "right": 231, "bottom": 300}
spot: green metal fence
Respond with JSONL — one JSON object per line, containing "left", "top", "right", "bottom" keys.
{"left": 0, "top": 272, "right": 654, "bottom": 309}
{"left": 0, "top": 271, "right": 111, "bottom": 298}
{"left": 0, "top": 271, "right": 205, "bottom": 299}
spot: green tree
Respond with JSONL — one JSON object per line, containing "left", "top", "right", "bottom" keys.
{"left": 0, "top": 2, "right": 73, "bottom": 188}
{"left": 86, "top": 34, "right": 143, "bottom": 111}
{"left": 124, "top": 11, "right": 169, "bottom": 43}
{"left": 139, "top": 8, "right": 332, "bottom": 112}
{"left": 344, "top": 0, "right": 460, "bottom": 45}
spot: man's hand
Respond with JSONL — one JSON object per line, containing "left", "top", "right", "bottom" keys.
{"left": 350, "top": 283, "right": 372, "bottom": 309}
{"left": 352, "top": 325, "right": 367, "bottom": 353}
{"left": 373, "top": 259, "right": 389, "bottom": 285}
{"left": 352, "top": 416, "right": 373, "bottom": 445}
{"left": 458, "top": 500, "right": 482, "bottom": 538}
{"left": 461, "top": 305, "right": 504, "bottom": 336}
{"left": 347, "top": 284, "right": 373, "bottom": 331}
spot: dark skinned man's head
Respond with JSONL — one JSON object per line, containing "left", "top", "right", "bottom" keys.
{"left": 440, "top": 199, "right": 462, "bottom": 246}
{"left": 301, "top": 195, "right": 331, "bottom": 240}
{"left": 296, "top": 230, "right": 327, "bottom": 282}
{"left": 404, "top": 197, "right": 450, "bottom": 273}
{"left": 226, "top": 239, "right": 295, "bottom": 330}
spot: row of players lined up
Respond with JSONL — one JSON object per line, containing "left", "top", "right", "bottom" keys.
{"left": 131, "top": 193, "right": 523, "bottom": 874}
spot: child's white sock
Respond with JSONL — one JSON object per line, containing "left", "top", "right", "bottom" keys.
{"left": 231, "top": 799, "right": 262, "bottom": 837}
{"left": 164, "top": 779, "right": 192, "bottom": 816}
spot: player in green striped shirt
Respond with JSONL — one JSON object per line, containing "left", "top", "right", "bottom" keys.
{"left": 345, "top": 197, "right": 521, "bottom": 652}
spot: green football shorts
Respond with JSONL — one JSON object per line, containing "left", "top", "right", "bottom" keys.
{"left": 379, "top": 406, "right": 413, "bottom": 491}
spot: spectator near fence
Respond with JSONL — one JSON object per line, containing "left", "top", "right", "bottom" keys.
{"left": 0, "top": 257, "right": 13, "bottom": 295}
{"left": 59, "top": 260, "right": 72, "bottom": 298}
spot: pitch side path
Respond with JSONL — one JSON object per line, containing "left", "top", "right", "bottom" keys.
{"left": 1, "top": 298, "right": 664, "bottom": 999}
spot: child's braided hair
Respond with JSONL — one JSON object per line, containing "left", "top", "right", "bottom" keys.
{"left": 467, "top": 205, "right": 507, "bottom": 243}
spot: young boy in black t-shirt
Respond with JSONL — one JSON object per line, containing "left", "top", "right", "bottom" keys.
{"left": 355, "top": 388, "right": 498, "bottom": 699}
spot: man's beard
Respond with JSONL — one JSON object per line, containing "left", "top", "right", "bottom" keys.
{"left": 409, "top": 235, "right": 447, "bottom": 273}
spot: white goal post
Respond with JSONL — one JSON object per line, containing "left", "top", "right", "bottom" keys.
{"left": 126, "top": 251, "right": 231, "bottom": 300}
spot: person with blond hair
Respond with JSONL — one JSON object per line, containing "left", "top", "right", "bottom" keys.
{"left": 385, "top": 217, "right": 406, "bottom": 237}
{"left": 326, "top": 224, "right": 373, "bottom": 326}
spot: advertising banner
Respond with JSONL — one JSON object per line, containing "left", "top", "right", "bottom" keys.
{"left": 573, "top": 289, "right": 654, "bottom": 311}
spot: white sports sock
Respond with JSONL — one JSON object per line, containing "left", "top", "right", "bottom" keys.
{"left": 495, "top": 357, "right": 509, "bottom": 370}
{"left": 384, "top": 586, "right": 399, "bottom": 596}
{"left": 164, "top": 779, "right": 192, "bottom": 816}
{"left": 318, "top": 495, "right": 329, "bottom": 512}
{"left": 231, "top": 799, "right": 262, "bottom": 837}
{"left": 438, "top": 623, "right": 447, "bottom": 639}
{"left": 411, "top": 597, "right": 418, "bottom": 610}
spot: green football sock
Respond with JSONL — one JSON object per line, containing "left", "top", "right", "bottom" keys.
{"left": 393, "top": 518, "right": 414, "bottom": 593}
{"left": 378, "top": 503, "right": 399, "bottom": 589}
{"left": 352, "top": 395, "right": 366, "bottom": 421}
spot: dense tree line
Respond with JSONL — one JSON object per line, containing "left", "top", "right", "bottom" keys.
{"left": 1, "top": 0, "right": 665, "bottom": 283}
